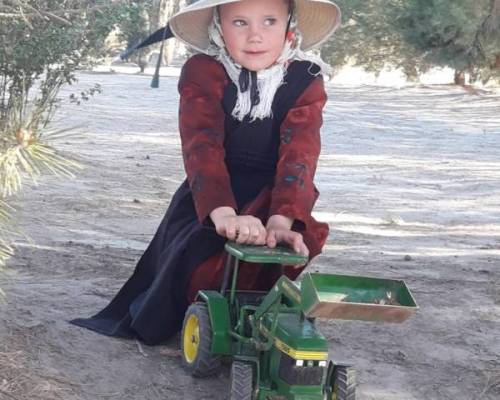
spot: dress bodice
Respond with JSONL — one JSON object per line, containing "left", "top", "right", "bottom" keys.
{"left": 221, "top": 61, "right": 321, "bottom": 209}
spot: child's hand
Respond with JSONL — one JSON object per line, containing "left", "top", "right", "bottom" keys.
{"left": 266, "top": 215, "right": 309, "bottom": 268}
{"left": 210, "top": 206, "right": 267, "bottom": 245}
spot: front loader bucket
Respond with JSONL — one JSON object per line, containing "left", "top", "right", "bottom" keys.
{"left": 301, "top": 273, "right": 418, "bottom": 323}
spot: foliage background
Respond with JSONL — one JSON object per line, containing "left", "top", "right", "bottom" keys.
{"left": 323, "top": 0, "right": 500, "bottom": 84}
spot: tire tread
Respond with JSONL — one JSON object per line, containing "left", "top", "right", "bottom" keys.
{"left": 230, "top": 362, "right": 253, "bottom": 400}
{"left": 181, "top": 302, "right": 221, "bottom": 377}
{"left": 334, "top": 365, "right": 356, "bottom": 400}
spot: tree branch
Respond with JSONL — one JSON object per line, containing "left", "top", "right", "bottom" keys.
{"left": 0, "top": 0, "right": 130, "bottom": 22}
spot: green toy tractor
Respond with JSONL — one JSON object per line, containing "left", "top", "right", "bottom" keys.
{"left": 180, "top": 243, "right": 418, "bottom": 400}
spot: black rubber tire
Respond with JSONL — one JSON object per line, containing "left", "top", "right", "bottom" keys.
{"left": 181, "top": 302, "right": 221, "bottom": 377}
{"left": 230, "top": 361, "right": 253, "bottom": 400}
{"left": 332, "top": 365, "right": 356, "bottom": 400}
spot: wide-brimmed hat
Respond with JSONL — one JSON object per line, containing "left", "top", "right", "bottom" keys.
{"left": 169, "top": 0, "right": 342, "bottom": 53}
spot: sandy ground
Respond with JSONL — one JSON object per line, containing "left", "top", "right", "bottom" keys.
{"left": 1, "top": 70, "right": 499, "bottom": 400}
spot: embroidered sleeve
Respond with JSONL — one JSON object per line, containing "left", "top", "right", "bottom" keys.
{"left": 269, "top": 76, "right": 327, "bottom": 229}
{"left": 178, "top": 54, "right": 237, "bottom": 224}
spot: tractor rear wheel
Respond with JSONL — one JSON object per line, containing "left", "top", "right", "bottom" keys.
{"left": 181, "top": 302, "right": 221, "bottom": 377}
{"left": 230, "top": 361, "right": 253, "bottom": 400}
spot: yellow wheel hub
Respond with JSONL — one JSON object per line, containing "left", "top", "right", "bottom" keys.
{"left": 183, "top": 314, "right": 200, "bottom": 363}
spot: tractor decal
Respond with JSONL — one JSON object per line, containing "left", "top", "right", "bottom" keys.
{"left": 259, "top": 324, "right": 328, "bottom": 361}
{"left": 274, "top": 338, "right": 328, "bottom": 361}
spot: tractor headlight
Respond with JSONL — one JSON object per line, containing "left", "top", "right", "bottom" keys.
{"left": 295, "top": 359, "right": 328, "bottom": 367}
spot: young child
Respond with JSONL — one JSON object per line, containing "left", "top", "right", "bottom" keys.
{"left": 72, "top": 0, "right": 341, "bottom": 345}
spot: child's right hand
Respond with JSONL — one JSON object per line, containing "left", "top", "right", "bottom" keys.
{"left": 210, "top": 206, "right": 267, "bottom": 245}
{"left": 266, "top": 215, "right": 309, "bottom": 268}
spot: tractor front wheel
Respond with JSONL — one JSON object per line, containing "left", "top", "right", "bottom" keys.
{"left": 230, "top": 361, "right": 253, "bottom": 400}
{"left": 181, "top": 302, "right": 221, "bottom": 377}
{"left": 325, "top": 363, "right": 356, "bottom": 400}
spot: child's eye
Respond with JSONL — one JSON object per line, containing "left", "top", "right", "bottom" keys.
{"left": 233, "top": 19, "right": 247, "bottom": 27}
{"left": 264, "top": 18, "right": 277, "bottom": 26}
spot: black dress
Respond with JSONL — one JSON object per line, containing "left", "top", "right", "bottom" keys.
{"left": 71, "top": 58, "right": 322, "bottom": 345}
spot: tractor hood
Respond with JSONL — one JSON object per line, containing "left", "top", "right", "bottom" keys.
{"left": 261, "top": 313, "right": 328, "bottom": 360}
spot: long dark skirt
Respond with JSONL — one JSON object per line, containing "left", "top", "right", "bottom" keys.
{"left": 71, "top": 180, "right": 226, "bottom": 345}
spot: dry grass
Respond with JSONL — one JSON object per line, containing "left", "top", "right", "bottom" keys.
{"left": 479, "top": 369, "right": 500, "bottom": 398}
{"left": 489, "top": 280, "right": 500, "bottom": 305}
{"left": 0, "top": 338, "right": 66, "bottom": 400}
{"left": 0, "top": 350, "right": 30, "bottom": 400}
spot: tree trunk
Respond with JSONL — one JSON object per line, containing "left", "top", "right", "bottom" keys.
{"left": 403, "top": 64, "right": 419, "bottom": 83}
{"left": 454, "top": 70, "right": 466, "bottom": 85}
{"left": 149, "top": 0, "right": 163, "bottom": 31}
{"left": 487, "top": 0, "right": 500, "bottom": 32}
{"left": 492, "top": 0, "right": 500, "bottom": 19}
{"left": 138, "top": 57, "right": 148, "bottom": 73}
{"left": 495, "top": 54, "right": 500, "bottom": 68}
{"left": 163, "top": 0, "right": 181, "bottom": 66}
{"left": 147, "top": 0, "right": 181, "bottom": 66}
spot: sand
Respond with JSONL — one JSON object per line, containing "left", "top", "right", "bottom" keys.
{"left": 0, "top": 70, "right": 499, "bottom": 400}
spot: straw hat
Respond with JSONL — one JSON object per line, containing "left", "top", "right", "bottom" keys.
{"left": 169, "top": 0, "right": 342, "bottom": 53}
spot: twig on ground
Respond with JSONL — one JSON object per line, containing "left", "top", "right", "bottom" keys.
{"left": 0, "top": 388, "right": 21, "bottom": 400}
{"left": 135, "top": 339, "right": 148, "bottom": 357}
{"left": 158, "top": 347, "right": 181, "bottom": 358}
{"left": 80, "top": 390, "right": 121, "bottom": 397}
{"left": 479, "top": 370, "right": 500, "bottom": 397}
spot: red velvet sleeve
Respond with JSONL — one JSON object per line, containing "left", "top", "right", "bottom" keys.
{"left": 178, "top": 54, "right": 237, "bottom": 224}
{"left": 269, "top": 76, "right": 327, "bottom": 229}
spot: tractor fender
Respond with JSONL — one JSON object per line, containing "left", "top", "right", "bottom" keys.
{"left": 197, "top": 290, "right": 232, "bottom": 355}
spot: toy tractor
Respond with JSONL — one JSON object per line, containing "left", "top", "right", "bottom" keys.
{"left": 181, "top": 243, "right": 418, "bottom": 399}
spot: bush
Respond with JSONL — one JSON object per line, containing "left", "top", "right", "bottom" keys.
{"left": 0, "top": 0, "right": 130, "bottom": 268}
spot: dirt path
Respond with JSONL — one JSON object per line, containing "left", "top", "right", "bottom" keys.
{"left": 1, "top": 72, "right": 499, "bottom": 400}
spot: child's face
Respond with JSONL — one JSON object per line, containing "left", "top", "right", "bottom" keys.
{"left": 219, "top": 0, "right": 289, "bottom": 71}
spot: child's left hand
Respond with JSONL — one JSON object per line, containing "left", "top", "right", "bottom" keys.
{"left": 266, "top": 215, "right": 309, "bottom": 268}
